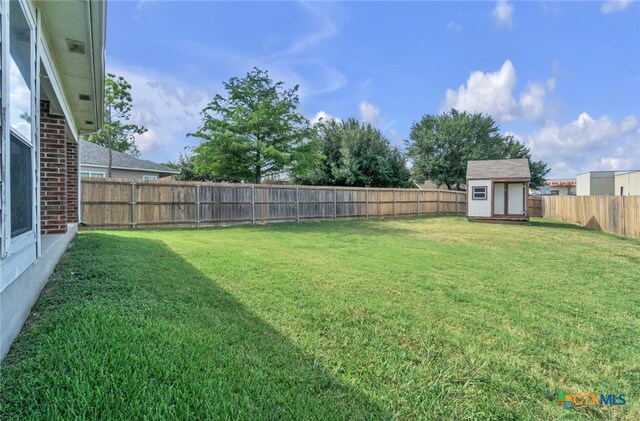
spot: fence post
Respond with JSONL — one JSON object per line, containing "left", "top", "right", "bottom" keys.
{"left": 196, "top": 184, "right": 201, "bottom": 227}
{"left": 365, "top": 187, "right": 369, "bottom": 219}
{"left": 130, "top": 182, "right": 136, "bottom": 229}
{"left": 416, "top": 189, "right": 420, "bottom": 216}
{"left": 436, "top": 190, "right": 440, "bottom": 215}
{"left": 333, "top": 187, "right": 337, "bottom": 220}
{"left": 296, "top": 186, "right": 300, "bottom": 223}
{"left": 251, "top": 185, "right": 256, "bottom": 224}
{"left": 393, "top": 189, "right": 397, "bottom": 218}
{"left": 455, "top": 191, "right": 459, "bottom": 215}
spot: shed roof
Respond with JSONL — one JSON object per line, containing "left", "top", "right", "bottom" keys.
{"left": 80, "top": 140, "right": 178, "bottom": 174}
{"left": 466, "top": 159, "right": 531, "bottom": 180}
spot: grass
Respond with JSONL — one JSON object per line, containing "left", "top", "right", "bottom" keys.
{"left": 1, "top": 217, "right": 639, "bottom": 420}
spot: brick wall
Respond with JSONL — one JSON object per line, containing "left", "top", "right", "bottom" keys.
{"left": 66, "top": 140, "right": 79, "bottom": 223}
{"left": 40, "top": 100, "right": 68, "bottom": 234}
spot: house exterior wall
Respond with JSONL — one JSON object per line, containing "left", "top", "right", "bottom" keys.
{"left": 544, "top": 185, "right": 576, "bottom": 195}
{"left": 40, "top": 101, "right": 68, "bottom": 234}
{"left": 615, "top": 171, "right": 640, "bottom": 196}
{"left": 467, "top": 179, "right": 492, "bottom": 217}
{"left": 66, "top": 139, "right": 79, "bottom": 223}
{"left": 80, "top": 165, "right": 161, "bottom": 180}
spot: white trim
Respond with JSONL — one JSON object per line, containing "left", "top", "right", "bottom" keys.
{"left": 35, "top": 7, "right": 41, "bottom": 258}
{"left": 472, "top": 186, "right": 487, "bottom": 200}
{"left": 37, "top": 22, "right": 78, "bottom": 142}
{"left": 1, "top": 2, "right": 10, "bottom": 259}
{"left": 80, "top": 170, "right": 105, "bottom": 178}
{"left": 142, "top": 175, "right": 158, "bottom": 181}
{"left": 2, "top": 0, "right": 38, "bottom": 261}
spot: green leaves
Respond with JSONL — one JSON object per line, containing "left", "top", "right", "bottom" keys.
{"left": 295, "top": 118, "right": 411, "bottom": 188}
{"left": 189, "top": 68, "right": 321, "bottom": 183}
{"left": 406, "top": 109, "right": 550, "bottom": 190}
{"left": 85, "top": 73, "right": 146, "bottom": 157}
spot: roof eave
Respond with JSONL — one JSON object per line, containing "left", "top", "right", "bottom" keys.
{"left": 88, "top": 0, "right": 106, "bottom": 132}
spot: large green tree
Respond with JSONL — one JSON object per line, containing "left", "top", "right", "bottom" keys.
{"left": 406, "top": 109, "right": 549, "bottom": 189}
{"left": 163, "top": 153, "right": 214, "bottom": 182}
{"left": 295, "top": 118, "right": 411, "bottom": 188}
{"left": 189, "top": 68, "right": 321, "bottom": 184}
{"left": 85, "top": 73, "right": 147, "bottom": 177}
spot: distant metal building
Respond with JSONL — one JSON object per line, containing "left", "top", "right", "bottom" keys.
{"left": 542, "top": 179, "right": 576, "bottom": 196}
{"left": 576, "top": 171, "right": 615, "bottom": 196}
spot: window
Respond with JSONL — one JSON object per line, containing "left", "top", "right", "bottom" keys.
{"left": 143, "top": 175, "right": 157, "bottom": 181}
{"left": 80, "top": 172, "right": 105, "bottom": 178}
{"left": 7, "top": 1, "right": 35, "bottom": 240}
{"left": 10, "top": 134, "right": 32, "bottom": 237}
{"left": 472, "top": 186, "right": 487, "bottom": 200}
{"left": 550, "top": 190, "right": 559, "bottom": 196}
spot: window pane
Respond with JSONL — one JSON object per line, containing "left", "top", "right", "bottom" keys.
{"left": 10, "top": 134, "right": 33, "bottom": 237}
{"left": 10, "top": 0, "right": 32, "bottom": 141}
{"left": 472, "top": 187, "right": 486, "bottom": 199}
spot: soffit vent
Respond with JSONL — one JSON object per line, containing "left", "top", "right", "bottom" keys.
{"left": 66, "top": 38, "right": 86, "bottom": 54}
{"left": 79, "top": 94, "right": 92, "bottom": 101}
{"left": 84, "top": 120, "right": 94, "bottom": 125}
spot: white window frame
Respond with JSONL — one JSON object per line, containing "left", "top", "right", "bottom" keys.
{"left": 142, "top": 175, "right": 157, "bottom": 181}
{"left": 80, "top": 171, "right": 105, "bottom": 178}
{"left": 1, "top": 0, "right": 38, "bottom": 259}
{"left": 472, "top": 186, "right": 487, "bottom": 200}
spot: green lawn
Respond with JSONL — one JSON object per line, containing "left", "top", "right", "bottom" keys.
{"left": 1, "top": 217, "right": 639, "bottom": 419}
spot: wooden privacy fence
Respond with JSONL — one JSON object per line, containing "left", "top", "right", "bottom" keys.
{"left": 543, "top": 195, "right": 640, "bottom": 239}
{"left": 528, "top": 196, "right": 543, "bottom": 217}
{"left": 81, "top": 179, "right": 468, "bottom": 229}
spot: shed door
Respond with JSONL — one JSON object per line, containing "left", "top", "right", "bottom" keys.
{"left": 493, "top": 183, "right": 505, "bottom": 215}
{"left": 508, "top": 183, "right": 524, "bottom": 215}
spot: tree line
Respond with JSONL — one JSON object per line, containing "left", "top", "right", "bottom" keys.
{"left": 87, "top": 68, "right": 549, "bottom": 189}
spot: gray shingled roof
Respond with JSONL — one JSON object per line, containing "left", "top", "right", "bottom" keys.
{"left": 466, "top": 159, "right": 531, "bottom": 180}
{"left": 80, "top": 140, "right": 178, "bottom": 174}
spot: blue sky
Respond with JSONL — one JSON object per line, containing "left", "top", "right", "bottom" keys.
{"left": 107, "top": 0, "right": 640, "bottom": 178}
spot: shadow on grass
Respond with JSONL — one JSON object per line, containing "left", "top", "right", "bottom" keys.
{"left": 530, "top": 219, "right": 640, "bottom": 244}
{"left": 529, "top": 219, "right": 593, "bottom": 231}
{"left": 0, "top": 234, "right": 389, "bottom": 419}
{"left": 120, "top": 215, "right": 466, "bottom": 238}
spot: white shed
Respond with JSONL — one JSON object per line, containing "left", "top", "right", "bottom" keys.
{"left": 466, "top": 159, "right": 531, "bottom": 222}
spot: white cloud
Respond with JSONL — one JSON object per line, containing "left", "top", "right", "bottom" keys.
{"left": 359, "top": 101, "right": 382, "bottom": 124}
{"left": 520, "top": 113, "right": 640, "bottom": 177}
{"left": 388, "top": 128, "right": 403, "bottom": 144}
{"left": 601, "top": 0, "right": 633, "bottom": 14}
{"left": 107, "top": 61, "right": 212, "bottom": 161}
{"left": 519, "top": 76, "right": 556, "bottom": 121}
{"left": 279, "top": 2, "right": 338, "bottom": 57}
{"left": 310, "top": 111, "right": 341, "bottom": 125}
{"left": 177, "top": 4, "right": 347, "bottom": 102}
{"left": 443, "top": 60, "right": 556, "bottom": 122}
{"left": 135, "top": 128, "right": 165, "bottom": 153}
{"left": 492, "top": 1, "right": 514, "bottom": 28}
{"left": 446, "top": 20, "right": 462, "bottom": 32}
